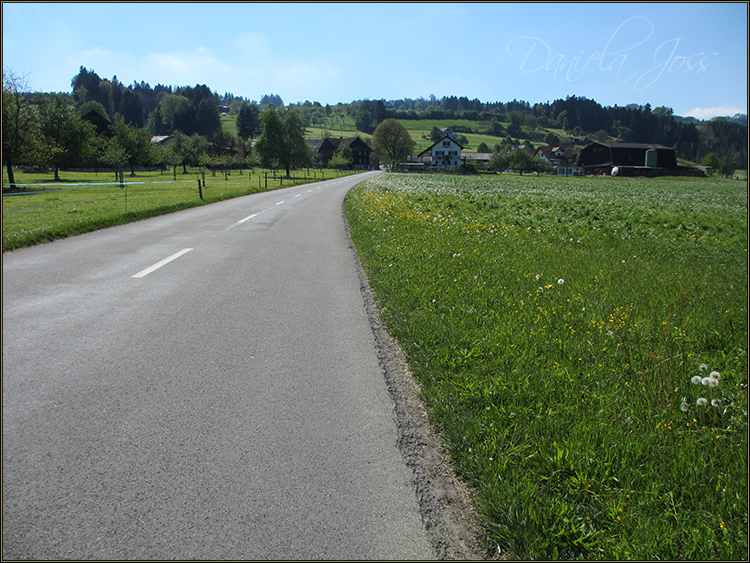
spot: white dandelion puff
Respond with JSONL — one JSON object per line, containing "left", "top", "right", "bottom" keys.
{"left": 710, "top": 371, "right": 721, "bottom": 381}
{"left": 699, "top": 364, "right": 709, "bottom": 372}
{"left": 691, "top": 375, "right": 703, "bottom": 385}
{"left": 557, "top": 279, "right": 565, "bottom": 285}
{"left": 696, "top": 397, "right": 708, "bottom": 406}
{"left": 712, "top": 399, "right": 722, "bottom": 408}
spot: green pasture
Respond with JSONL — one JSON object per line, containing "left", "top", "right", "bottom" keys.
{"left": 222, "top": 110, "right": 561, "bottom": 153}
{"left": 2, "top": 167, "right": 360, "bottom": 251}
{"left": 344, "top": 173, "right": 748, "bottom": 560}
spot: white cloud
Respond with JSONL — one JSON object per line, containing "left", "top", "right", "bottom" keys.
{"left": 232, "top": 33, "right": 270, "bottom": 55}
{"left": 685, "top": 105, "right": 747, "bottom": 119}
{"left": 141, "top": 48, "right": 233, "bottom": 86}
{"left": 72, "top": 47, "right": 137, "bottom": 79}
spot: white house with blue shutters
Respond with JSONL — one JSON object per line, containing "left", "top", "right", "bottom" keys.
{"left": 418, "top": 128, "right": 463, "bottom": 169}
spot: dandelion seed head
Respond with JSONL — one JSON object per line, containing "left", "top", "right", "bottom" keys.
{"left": 691, "top": 375, "right": 702, "bottom": 385}
{"left": 699, "top": 364, "right": 709, "bottom": 372}
{"left": 696, "top": 397, "right": 708, "bottom": 406}
{"left": 557, "top": 279, "right": 565, "bottom": 285}
{"left": 680, "top": 402, "right": 690, "bottom": 412}
{"left": 712, "top": 399, "right": 722, "bottom": 407}
{"left": 710, "top": 371, "right": 721, "bottom": 381}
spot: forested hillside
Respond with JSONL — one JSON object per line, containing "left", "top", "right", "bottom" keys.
{"left": 4, "top": 65, "right": 747, "bottom": 178}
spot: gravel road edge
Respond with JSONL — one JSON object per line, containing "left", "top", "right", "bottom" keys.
{"left": 344, "top": 207, "right": 489, "bottom": 560}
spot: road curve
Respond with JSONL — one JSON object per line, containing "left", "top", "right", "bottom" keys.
{"left": 3, "top": 171, "right": 479, "bottom": 560}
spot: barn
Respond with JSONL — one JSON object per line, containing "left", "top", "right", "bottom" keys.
{"left": 576, "top": 142, "right": 677, "bottom": 176}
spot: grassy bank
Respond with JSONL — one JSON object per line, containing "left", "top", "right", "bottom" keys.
{"left": 344, "top": 173, "right": 747, "bottom": 560}
{"left": 2, "top": 167, "right": 359, "bottom": 251}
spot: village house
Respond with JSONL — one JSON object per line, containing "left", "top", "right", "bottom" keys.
{"left": 418, "top": 128, "right": 463, "bottom": 169}
{"left": 534, "top": 144, "right": 580, "bottom": 176}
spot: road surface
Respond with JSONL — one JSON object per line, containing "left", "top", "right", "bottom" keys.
{"left": 3, "top": 171, "right": 479, "bottom": 560}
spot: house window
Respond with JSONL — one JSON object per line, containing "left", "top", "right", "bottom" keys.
{"left": 443, "top": 141, "right": 450, "bottom": 147}
{"left": 449, "top": 151, "right": 457, "bottom": 156}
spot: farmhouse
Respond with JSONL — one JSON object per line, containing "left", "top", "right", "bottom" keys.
{"left": 314, "top": 136, "right": 373, "bottom": 169}
{"left": 576, "top": 141, "right": 677, "bottom": 176}
{"left": 418, "top": 128, "right": 463, "bottom": 169}
{"left": 535, "top": 145, "right": 580, "bottom": 176}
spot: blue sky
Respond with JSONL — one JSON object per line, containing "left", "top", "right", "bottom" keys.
{"left": 2, "top": 2, "right": 747, "bottom": 118}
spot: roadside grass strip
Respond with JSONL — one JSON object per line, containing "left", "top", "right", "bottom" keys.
{"left": 344, "top": 173, "right": 748, "bottom": 560}
{"left": 2, "top": 168, "right": 360, "bottom": 251}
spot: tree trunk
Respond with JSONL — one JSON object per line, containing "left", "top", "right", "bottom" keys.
{"left": 54, "top": 166, "right": 60, "bottom": 181}
{"left": 6, "top": 163, "right": 17, "bottom": 190}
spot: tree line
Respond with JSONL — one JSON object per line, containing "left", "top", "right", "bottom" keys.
{"left": 2, "top": 67, "right": 323, "bottom": 188}
{"left": 3, "top": 65, "right": 747, "bottom": 188}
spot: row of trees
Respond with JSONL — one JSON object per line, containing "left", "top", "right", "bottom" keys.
{"left": 3, "top": 70, "right": 318, "bottom": 188}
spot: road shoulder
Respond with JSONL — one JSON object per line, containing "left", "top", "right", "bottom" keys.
{"left": 344, "top": 206, "right": 488, "bottom": 560}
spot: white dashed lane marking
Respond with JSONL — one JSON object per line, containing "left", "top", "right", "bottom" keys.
{"left": 132, "top": 248, "right": 193, "bottom": 278}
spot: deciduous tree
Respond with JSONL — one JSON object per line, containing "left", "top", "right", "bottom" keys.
{"left": 111, "top": 115, "right": 153, "bottom": 175}
{"left": 35, "top": 92, "right": 97, "bottom": 179}
{"left": 701, "top": 152, "right": 722, "bottom": 175}
{"left": 255, "top": 108, "right": 311, "bottom": 176}
{"left": 235, "top": 102, "right": 260, "bottom": 141}
{"left": 2, "top": 68, "right": 42, "bottom": 188}
{"left": 371, "top": 119, "right": 414, "bottom": 168}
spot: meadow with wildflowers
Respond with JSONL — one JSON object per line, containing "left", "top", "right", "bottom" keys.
{"left": 344, "top": 173, "right": 748, "bottom": 560}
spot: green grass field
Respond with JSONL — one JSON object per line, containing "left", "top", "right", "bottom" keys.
{"left": 344, "top": 173, "right": 748, "bottom": 560}
{"left": 222, "top": 110, "right": 570, "bottom": 154}
{"left": 2, "top": 167, "right": 359, "bottom": 251}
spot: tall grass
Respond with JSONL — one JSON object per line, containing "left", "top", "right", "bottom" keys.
{"left": 2, "top": 167, "right": 358, "bottom": 251}
{"left": 344, "top": 173, "right": 748, "bottom": 560}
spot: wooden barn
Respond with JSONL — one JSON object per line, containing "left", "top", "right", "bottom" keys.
{"left": 81, "top": 109, "right": 114, "bottom": 139}
{"left": 576, "top": 142, "right": 677, "bottom": 176}
{"left": 316, "top": 137, "right": 373, "bottom": 169}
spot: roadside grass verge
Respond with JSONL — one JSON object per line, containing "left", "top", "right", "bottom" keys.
{"left": 3, "top": 167, "right": 359, "bottom": 251}
{"left": 344, "top": 173, "right": 748, "bottom": 560}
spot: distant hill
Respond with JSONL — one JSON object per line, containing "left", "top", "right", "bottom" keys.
{"left": 675, "top": 113, "right": 747, "bottom": 126}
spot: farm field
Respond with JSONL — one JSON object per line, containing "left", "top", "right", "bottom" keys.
{"left": 2, "top": 167, "right": 359, "bottom": 251}
{"left": 344, "top": 173, "right": 748, "bottom": 560}
{"left": 222, "top": 112, "right": 524, "bottom": 153}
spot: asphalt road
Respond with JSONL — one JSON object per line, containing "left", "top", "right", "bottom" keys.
{"left": 2, "top": 171, "right": 466, "bottom": 559}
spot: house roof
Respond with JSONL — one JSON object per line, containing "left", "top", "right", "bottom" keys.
{"left": 318, "top": 136, "right": 372, "bottom": 152}
{"left": 418, "top": 133, "right": 464, "bottom": 156}
{"left": 591, "top": 141, "right": 673, "bottom": 150}
{"left": 536, "top": 144, "right": 576, "bottom": 160}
